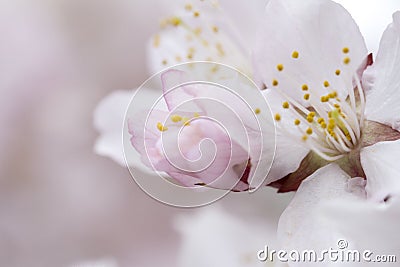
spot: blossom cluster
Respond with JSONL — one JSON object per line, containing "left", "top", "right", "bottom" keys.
{"left": 95, "top": 0, "right": 400, "bottom": 264}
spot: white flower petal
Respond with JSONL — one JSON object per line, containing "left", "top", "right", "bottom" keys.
{"left": 94, "top": 89, "right": 160, "bottom": 174}
{"left": 254, "top": 0, "right": 367, "bottom": 104}
{"left": 263, "top": 89, "right": 310, "bottom": 184}
{"left": 278, "top": 164, "right": 364, "bottom": 267}
{"left": 360, "top": 139, "right": 400, "bottom": 202}
{"left": 147, "top": 1, "right": 252, "bottom": 75}
{"left": 363, "top": 12, "right": 400, "bottom": 131}
{"left": 94, "top": 90, "right": 132, "bottom": 166}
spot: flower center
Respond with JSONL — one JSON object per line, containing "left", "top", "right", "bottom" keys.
{"left": 271, "top": 48, "right": 366, "bottom": 161}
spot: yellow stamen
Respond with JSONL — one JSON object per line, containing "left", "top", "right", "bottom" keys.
{"left": 216, "top": 43, "right": 225, "bottom": 56}
{"left": 276, "top": 64, "right": 284, "bottom": 71}
{"left": 212, "top": 26, "right": 219, "bottom": 33}
{"left": 275, "top": 113, "right": 281, "bottom": 121}
{"left": 153, "top": 34, "right": 160, "bottom": 48}
{"left": 272, "top": 79, "right": 279, "bottom": 86}
{"left": 171, "top": 115, "right": 182, "bottom": 122}
{"left": 306, "top": 127, "right": 313, "bottom": 135}
{"left": 335, "top": 69, "right": 341, "bottom": 76}
{"left": 342, "top": 47, "right": 350, "bottom": 54}
{"left": 294, "top": 119, "right": 301, "bottom": 125}
{"left": 194, "top": 27, "right": 202, "bottom": 35}
{"left": 302, "top": 84, "right": 309, "bottom": 91}
{"left": 302, "top": 135, "right": 308, "bottom": 141}
{"left": 193, "top": 11, "right": 200, "bottom": 17}
{"left": 328, "top": 91, "right": 338, "bottom": 98}
{"left": 182, "top": 117, "right": 190, "bottom": 126}
{"left": 343, "top": 57, "right": 350, "bottom": 64}
{"left": 210, "top": 65, "right": 219, "bottom": 73}
{"left": 255, "top": 108, "right": 261, "bottom": 114}
{"left": 321, "top": 96, "right": 329, "bottom": 102}
{"left": 292, "top": 51, "right": 299, "bottom": 59}
{"left": 170, "top": 17, "right": 182, "bottom": 26}
{"left": 323, "top": 80, "right": 330, "bottom": 87}
{"left": 157, "top": 122, "right": 168, "bottom": 132}
{"left": 185, "top": 4, "right": 193, "bottom": 11}
{"left": 304, "top": 94, "right": 310, "bottom": 100}
{"left": 282, "top": 102, "right": 289, "bottom": 109}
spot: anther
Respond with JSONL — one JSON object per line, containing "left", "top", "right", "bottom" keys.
{"left": 182, "top": 117, "right": 190, "bottom": 126}
{"left": 170, "top": 17, "right": 182, "bottom": 26}
{"left": 275, "top": 113, "right": 281, "bottom": 121}
{"left": 292, "top": 51, "right": 299, "bottom": 59}
{"left": 276, "top": 64, "right": 284, "bottom": 71}
{"left": 157, "top": 122, "right": 168, "bottom": 132}
{"left": 153, "top": 35, "right": 160, "bottom": 48}
{"left": 282, "top": 102, "right": 289, "bottom": 109}
{"left": 185, "top": 4, "right": 193, "bottom": 11}
{"left": 171, "top": 115, "right": 182, "bottom": 122}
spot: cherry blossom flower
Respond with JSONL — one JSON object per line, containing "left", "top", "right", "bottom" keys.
{"left": 254, "top": 0, "right": 400, "bottom": 200}
{"left": 90, "top": 0, "right": 400, "bottom": 265}
{"left": 126, "top": 67, "right": 272, "bottom": 192}
{"left": 251, "top": 0, "right": 400, "bottom": 263}
{"left": 94, "top": 0, "right": 273, "bottom": 189}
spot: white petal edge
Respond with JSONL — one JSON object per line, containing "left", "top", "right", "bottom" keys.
{"left": 94, "top": 90, "right": 132, "bottom": 166}
{"left": 363, "top": 11, "right": 400, "bottom": 131}
{"left": 94, "top": 89, "right": 161, "bottom": 174}
{"left": 360, "top": 139, "right": 400, "bottom": 202}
